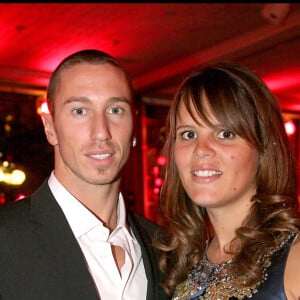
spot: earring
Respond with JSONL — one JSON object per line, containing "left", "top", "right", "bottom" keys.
{"left": 132, "top": 137, "right": 137, "bottom": 147}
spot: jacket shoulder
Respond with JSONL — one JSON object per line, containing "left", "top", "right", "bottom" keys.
{"left": 0, "top": 197, "right": 31, "bottom": 224}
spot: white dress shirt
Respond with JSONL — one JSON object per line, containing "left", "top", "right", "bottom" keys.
{"left": 48, "top": 172, "right": 147, "bottom": 300}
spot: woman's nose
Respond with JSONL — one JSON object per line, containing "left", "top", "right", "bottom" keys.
{"left": 194, "top": 137, "right": 215, "bottom": 158}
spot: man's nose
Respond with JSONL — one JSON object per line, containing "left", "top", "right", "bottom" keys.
{"left": 92, "top": 114, "right": 112, "bottom": 142}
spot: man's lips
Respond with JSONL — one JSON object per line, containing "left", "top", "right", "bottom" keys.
{"left": 89, "top": 153, "right": 112, "bottom": 160}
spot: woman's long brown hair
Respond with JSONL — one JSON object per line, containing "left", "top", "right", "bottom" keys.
{"left": 156, "top": 62, "right": 300, "bottom": 295}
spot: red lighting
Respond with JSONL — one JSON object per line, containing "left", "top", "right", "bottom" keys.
{"left": 263, "top": 72, "right": 300, "bottom": 92}
{"left": 153, "top": 187, "right": 160, "bottom": 194}
{"left": 262, "top": 72, "right": 300, "bottom": 111}
{"left": 154, "top": 177, "right": 163, "bottom": 187}
{"left": 284, "top": 120, "right": 296, "bottom": 136}
{"left": 157, "top": 155, "right": 167, "bottom": 166}
{"left": 152, "top": 165, "right": 160, "bottom": 175}
{"left": 0, "top": 195, "right": 6, "bottom": 205}
{"left": 15, "top": 194, "right": 26, "bottom": 201}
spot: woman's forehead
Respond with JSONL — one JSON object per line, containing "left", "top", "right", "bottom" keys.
{"left": 176, "top": 97, "right": 219, "bottom": 127}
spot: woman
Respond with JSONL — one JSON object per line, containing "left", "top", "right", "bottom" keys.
{"left": 157, "top": 62, "right": 300, "bottom": 299}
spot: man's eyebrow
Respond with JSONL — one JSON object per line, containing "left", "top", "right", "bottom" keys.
{"left": 108, "top": 96, "right": 132, "bottom": 105}
{"left": 64, "top": 96, "right": 90, "bottom": 106}
{"left": 63, "top": 96, "right": 131, "bottom": 105}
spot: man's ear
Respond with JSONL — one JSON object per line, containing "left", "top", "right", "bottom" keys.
{"left": 41, "top": 113, "right": 58, "bottom": 146}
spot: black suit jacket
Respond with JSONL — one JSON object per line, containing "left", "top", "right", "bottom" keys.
{"left": 0, "top": 180, "right": 170, "bottom": 300}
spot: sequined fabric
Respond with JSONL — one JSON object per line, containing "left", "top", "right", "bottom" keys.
{"left": 172, "top": 231, "right": 297, "bottom": 300}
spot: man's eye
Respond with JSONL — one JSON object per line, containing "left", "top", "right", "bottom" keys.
{"left": 218, "top": 130, "right": 235, "bottom": 139}
{"left": 108, "top": 107, "right": 124, "bottom": 114}
{"left": 181, "top": 131, "right": 196, "bottom": 140}
{"left": 73, "top": 108, "right": 86, "bottom": 115}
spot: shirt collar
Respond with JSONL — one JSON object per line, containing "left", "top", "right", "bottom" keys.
{"left": 47, "top": 171, "right": 128, "bottom": 239}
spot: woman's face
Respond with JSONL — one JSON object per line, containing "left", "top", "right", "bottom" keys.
{"left": 174, "top": 95, "right": 259, "bottom": 211}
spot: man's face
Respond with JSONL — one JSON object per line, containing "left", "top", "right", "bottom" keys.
{"left": 42, "top": 62, "right": 134, "bottom": 188}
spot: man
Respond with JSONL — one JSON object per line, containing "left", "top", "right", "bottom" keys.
{"left": 0, "top": 49, "right": 169, "bottom": 300}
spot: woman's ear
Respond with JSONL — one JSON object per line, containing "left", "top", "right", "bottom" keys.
{"left": 41, "top": 113, "right": 58, "bottom": 146}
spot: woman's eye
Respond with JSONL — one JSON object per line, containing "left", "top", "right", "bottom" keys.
{"left": 181, "top": 131, "right": 196, "bottom": 140}
{"left": 218, "top": 130, "right": 235, "bottom": 139}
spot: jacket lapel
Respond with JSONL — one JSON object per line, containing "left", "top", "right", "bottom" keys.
{"left": 30, "top": 180, "right": 100, "bottom": 299}
{"left": 128, "top": 212, "right": 163, "bottom": 300}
